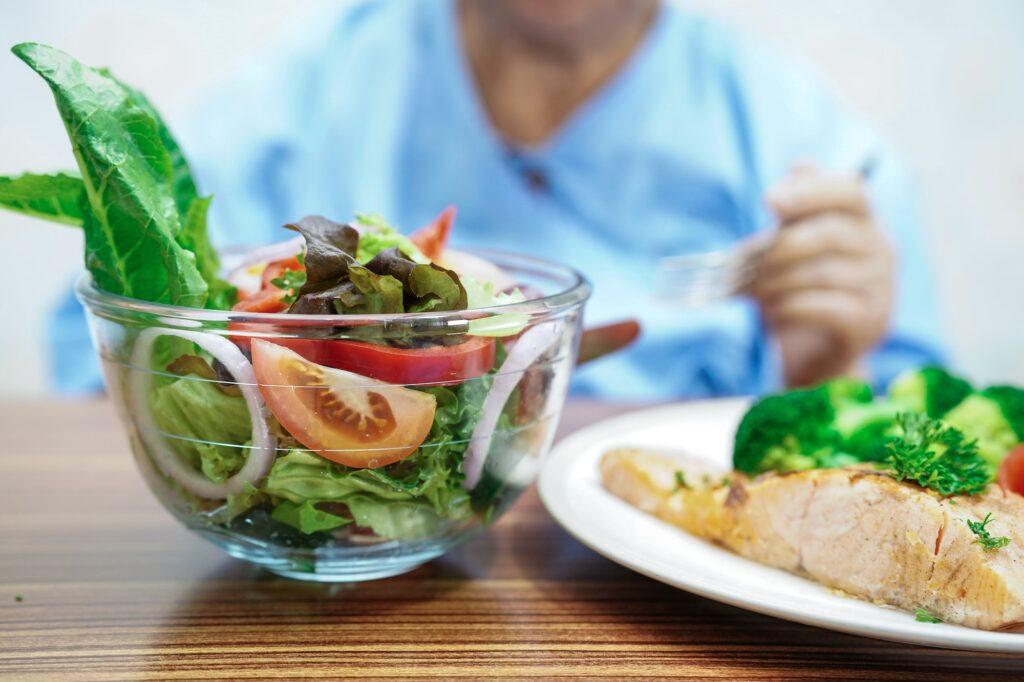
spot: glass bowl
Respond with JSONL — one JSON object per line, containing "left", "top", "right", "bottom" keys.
{"left": 76, "top": 248, "right": 590, "bottom": 581}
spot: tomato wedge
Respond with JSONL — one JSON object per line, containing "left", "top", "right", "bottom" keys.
{"left": 998, "top": 444, "right": 1024, "bottom": 496}
{"left": 252, "top": 340, "right": 436, "bottom": 468}
{"left": 410, "top": 205, "right": 455, "bottom": 261}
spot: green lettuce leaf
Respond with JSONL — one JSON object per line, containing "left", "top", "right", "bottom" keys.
{"left": 337, "top": 266, "right": 405, "bottom": 313}
{"left": 12, "top": 42, "right": 208, "bottom": 306}
{"left": 0, "top": 171, "right": 85, "bottom": 226}
{"left": 271, "top": 500, "right": 351, "bottom": 534}
{"left": 148, "top": 374, "right": 252, "bottom": 483}
{"left": 363, "top": 248, "right": 467, "bottom": 313}
{"left": 343, "top": 495, "right": 440, "bottom": 540}
{"left": 463, "top": 277, "right": 528, "bottom": 336}
{"left": 355, "top": 213, "right": 428, "bottom": 264}
{"left": 107, "top": 71, "right": 199, "bottom": 217}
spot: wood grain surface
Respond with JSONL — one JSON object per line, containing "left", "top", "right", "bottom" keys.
{"left": 1, "top": 399, "right": 1023, "bottom": 680}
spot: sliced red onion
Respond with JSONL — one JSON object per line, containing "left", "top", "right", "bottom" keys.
{"left": 463, "top": 322, "right": 561, "bottom": 489}
{"left": 224, "top": 236, "right": 305, "bottom": 297}
{"left": 129, "top": 328, "right": 277, "bottom": 499}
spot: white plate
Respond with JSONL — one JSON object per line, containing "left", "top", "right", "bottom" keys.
{"left": 538, "top": 398, "right": 1024, "bottom": 653}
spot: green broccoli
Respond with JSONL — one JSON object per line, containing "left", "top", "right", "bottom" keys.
{"left": 889, "top": 366, "right": 973, "bottom": 418}
{"left": 943, "top": 385, "right": 1024, "bottom": 468}
{"left": 823, "top": 377, "right": 874, "bottom": 405}
{"left": 833, "top": 400, "right": 902, "bottom": 461}
{"left": 736, "top": 378, "right": 905, "bottom": 474}
{"left": 733, "top": 387, "right": 838, "bottom": 474}
{"left": 825, "top": 377, "right": 901, "bottom": 462}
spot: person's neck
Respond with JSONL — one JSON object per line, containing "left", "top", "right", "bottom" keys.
{"left": 459, "top": 0, "right": 657, "bottom": 147}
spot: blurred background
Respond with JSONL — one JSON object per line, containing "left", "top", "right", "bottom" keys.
{"left": 1, "top": 0, "right": 1022, "bottom": 397}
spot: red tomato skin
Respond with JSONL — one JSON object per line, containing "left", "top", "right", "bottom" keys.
{"left": 275, "top": 336, "right": 495, "bottom": 385}
{"left": 997, "top": 445, "right": 1024, "bottom": 496}
{"left": 410, "top": 206, "right": 456, "bottom": 261}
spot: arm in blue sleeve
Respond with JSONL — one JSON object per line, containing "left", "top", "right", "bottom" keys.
{"left": 718, "top": 23, "right": 946, "bottom": 388}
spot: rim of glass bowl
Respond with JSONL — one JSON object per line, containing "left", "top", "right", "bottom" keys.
{"left": 75, "top": 247, "right": 592, "bottom": 330}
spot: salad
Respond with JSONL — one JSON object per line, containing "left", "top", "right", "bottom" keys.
{"left": 1, "top": 43, "right": 585, "bottom": 554}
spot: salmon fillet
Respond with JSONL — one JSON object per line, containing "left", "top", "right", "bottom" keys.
{"left": 600, "top": 447, "right": 1024, "bottom": 630}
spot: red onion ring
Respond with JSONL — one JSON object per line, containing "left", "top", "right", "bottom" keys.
{"left": 463, "top": 322, "right": 561, "bottom": 489}
{"left": 128, "top": 328, "right": 277, "bottom": 499}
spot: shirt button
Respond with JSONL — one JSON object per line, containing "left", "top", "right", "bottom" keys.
{"left": 523, "top": 167, "right": 549, "bottom": 193}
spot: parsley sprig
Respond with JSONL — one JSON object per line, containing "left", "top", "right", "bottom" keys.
{"left": 885, "top": 413, "right": 991, "bottom": 497}
{"left": 967, "top": 513, "right": 1011, "bottom": 551}
{"left": 914, "top": 608, "right": 942, "bottom": 623}
{"left": 270, "top": 263, "right": 307, "bottom": 306}
{"left": 674, "top": 471, "right": 689, "bottom": 491}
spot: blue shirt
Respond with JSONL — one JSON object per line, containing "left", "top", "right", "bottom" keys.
{"left": 52, "top": 0, "right": 944, "bottom": 398}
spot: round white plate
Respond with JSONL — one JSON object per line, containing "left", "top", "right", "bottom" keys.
{"left": 538, "top": 398, "right": 1024, "bottom": 653}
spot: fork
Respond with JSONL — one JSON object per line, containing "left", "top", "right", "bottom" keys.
{"left": 656, "top": 157, "right": 879, "bottom": 307}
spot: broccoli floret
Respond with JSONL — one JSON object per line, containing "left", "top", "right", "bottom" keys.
{"left": 823, "top": 377, "right": 873, "bottom": 405}
{"left": 833, "top": 400, "right": 902, "bottom": 461}
{"left": 733, "top": 388, "right": 838, "bottom": 474}
{"left": 889, "top": 366, "right": 972, "bottom": 418}
{"left": 944, "top": 386, "right": 1024, "bottom": 467}
{"left": 984, "top": 386, "right": 1024, "bottom": 440}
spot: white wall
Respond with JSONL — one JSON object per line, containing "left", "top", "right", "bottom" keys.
{"left": 1, "top": 0, "right": 1022, "bottom": 395}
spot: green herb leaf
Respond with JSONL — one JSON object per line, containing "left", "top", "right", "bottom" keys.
{"left": 0, "top": 171, "right": 85, "bottom": 226}
{"left": 914, "top": 608, "right": 942, "bottom": 623}
{"left": 270, "top": 268, "right": 307, "bottom": 306}
{"left": 13, "top": 42, "right": 207, "bottom": 306}
{"left": 674, "top": 471, "right": 689, "bottom": 490}
{"left": 966, "top": 512, "right": 1011, "bottom": 551}
{"left": 885, "top": 413, "right": 991, "bottom": 496}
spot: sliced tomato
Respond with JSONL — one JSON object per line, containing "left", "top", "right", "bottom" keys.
{"left": 252, "top": 340, "right": 436, "bottom": 468}
{"left": 273, "top": 336, "right": 495, "bottom": 385}
{"left": 231, "top": 288, "right": 289, "bottom": 314}
{"left": 410, "top": 205, "right": 456, "bottom": 261}
{"left": 232, "top": 324, "right": 494, "bottom": 384}
{"left": 998, "top": 444, "right": 1024, "bottom": 496}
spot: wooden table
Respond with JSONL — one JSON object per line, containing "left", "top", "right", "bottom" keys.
{"left": 1, "top": 400, "right": 1022, "bottom": 680}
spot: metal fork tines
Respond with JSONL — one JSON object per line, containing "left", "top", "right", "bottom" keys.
{"left": 655, "top": 233, "right": 772, "bottom": 306}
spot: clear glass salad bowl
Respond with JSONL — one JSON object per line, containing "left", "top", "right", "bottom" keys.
{"left": 77, "top": 249, "right": 590, "bottom": 581}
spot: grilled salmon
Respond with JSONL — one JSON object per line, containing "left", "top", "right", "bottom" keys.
{"left": 600, "top": 447, "right": 1024, "bottom": 630}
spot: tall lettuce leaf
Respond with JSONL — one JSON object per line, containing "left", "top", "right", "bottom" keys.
{"left": 12, "top": 42, "right": 207, "bottom": 306}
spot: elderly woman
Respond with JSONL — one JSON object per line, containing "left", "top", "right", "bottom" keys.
{"left": 52, "top": 0, "right": 942, "bottom": 398}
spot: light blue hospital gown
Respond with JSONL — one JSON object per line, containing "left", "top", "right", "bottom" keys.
{"left": 51, "top": 0, "right": 944, "bottom": 398}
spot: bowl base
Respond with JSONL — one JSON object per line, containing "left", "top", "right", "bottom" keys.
{"left": 266, "top": 560, "right": 427, "bottom": 582}
{"left": 212, "top": 537, "right": 445, "bottom": 582}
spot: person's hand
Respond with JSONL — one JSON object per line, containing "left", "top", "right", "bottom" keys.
{"left": 749, "top": 164, "right": 895, "bottom": 387}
